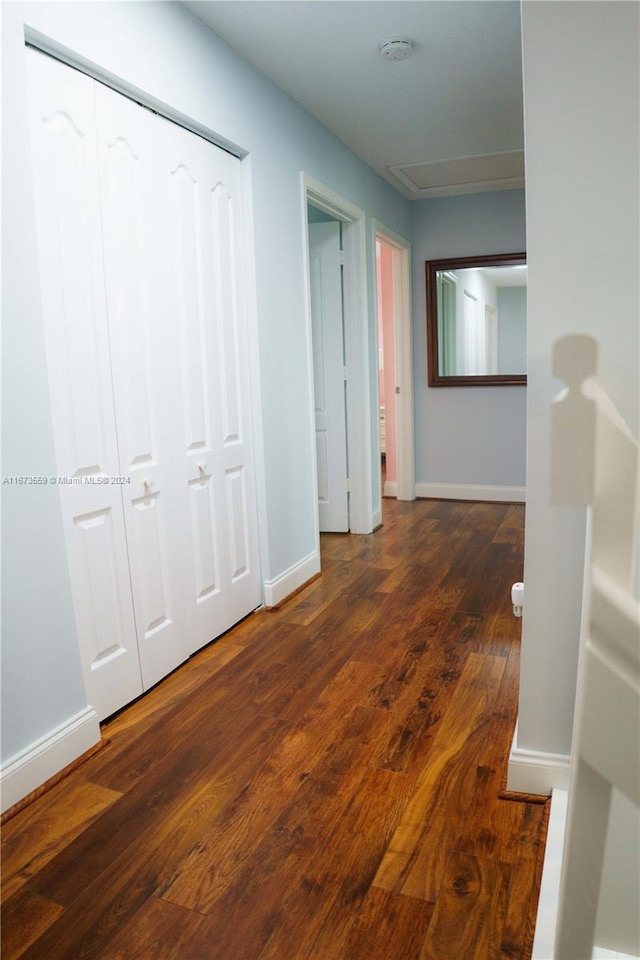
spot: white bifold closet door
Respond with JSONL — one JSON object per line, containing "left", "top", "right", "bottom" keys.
{"left": 26, "top": 49, "right": 261, "bottom": 720}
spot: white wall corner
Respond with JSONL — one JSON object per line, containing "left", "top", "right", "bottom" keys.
{"left": 415, "top": 482, "right": 526, "bottom": 503}
{"left": 1, "top": 706, "right": 101, "bottom": 814}
{"left": 372, "top": 506, "right": 382, "bottom": 530}
{"left": 507, "top": 722, "right": 571, "bottom": 795}
{"left": 263, "top": 549, "right": 321, "bottom": 608}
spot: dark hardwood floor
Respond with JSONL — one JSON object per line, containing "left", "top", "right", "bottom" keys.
{"left": 1, "top": 497, "right": 548, "bottom": 960}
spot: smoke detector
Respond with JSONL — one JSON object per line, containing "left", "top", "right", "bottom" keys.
{"left": 379, "top": 38, "right": 414, "bottom": 62}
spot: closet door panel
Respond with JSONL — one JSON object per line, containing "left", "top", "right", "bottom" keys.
{"left": 28, "top": 49, "right": 262, "bottom": 706}
{"left": 171, "top": 165, "right": 211, "bottom": 455}
{"left": 165, "top": 127, "right": 261, "bottom": 651}
{"left": 170, "top": 156, "right": 229, "bottom": 650}
{"left": 212, "top": 183, "right": 242, "bottom": 446}
{"left": 94, "top": 83, "right": 190, "bottom": 689}
{"left": 26, "top": 50, "right": 143, "bottom": 719}
{"left": 209, "top": 172, "right": 262, "bottom": 622}
{"left": 72, "top": 509, "right": 134, "bottom": 668}
{"left": 188, "top": 476, "right": 222, "bottom": 605}
{"left": 226, "top": 466, "right": 251, "bottom": 582}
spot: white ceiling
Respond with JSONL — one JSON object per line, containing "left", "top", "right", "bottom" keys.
{"left": 182, "top": 0, "right": 525, "bottom": 200}
{"left": 477, "top": 265, "right": 528, "bottom": 287}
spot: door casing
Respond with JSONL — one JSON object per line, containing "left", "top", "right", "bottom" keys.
{"left": 373, "top": 222, "right": 415, "bottom": 503}
{"left": 301, "top": 174, "right": 373, "bottom": 555}
{"left": 308, "top": 220, "right": 350, "bottom": 533}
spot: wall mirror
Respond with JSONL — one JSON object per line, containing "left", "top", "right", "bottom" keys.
{"left": 426, "top": 252, "right": 527, "bottom": 386}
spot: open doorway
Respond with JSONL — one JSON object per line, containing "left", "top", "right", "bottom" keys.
{"left": 307, "top": 206, "right": 349, "bottom": 533}
{"left": 302, "top": 174, "right": 373, "bottom": 552}
{"left": 373, "top": 224, "right": 415, "bottom": 504}
{"left": 376, "top": 238, "right": 396, "bottom": 496}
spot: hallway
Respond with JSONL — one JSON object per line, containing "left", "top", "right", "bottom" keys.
{"left": 1, "top": 497, "right": 546, "bottom": 960}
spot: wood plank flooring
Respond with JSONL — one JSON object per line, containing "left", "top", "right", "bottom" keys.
{"left": 1, "top": 497, "right": 549, "bottom": 960}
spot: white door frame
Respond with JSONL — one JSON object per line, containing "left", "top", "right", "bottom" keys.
{"left": 308, "top": 220, "right": 350, "bottom": 533}
{"left": 373, "top": 221, "right": 415, "bottom": 502}
{"left": 301, "top": 173, "right": 374, "bottom": 554}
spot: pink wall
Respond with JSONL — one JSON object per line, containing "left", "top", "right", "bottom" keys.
{"left": 376, "top": 246, "right": 385, "bottom": 406}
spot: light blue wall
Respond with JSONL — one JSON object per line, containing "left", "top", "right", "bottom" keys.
{"left": 1, "top": 1, "right": 410, "bottom": 765}
{"left": 2, "top": 3, "right": 93, "bottom": 768}
{"left": 411, "top": 190, "right": 527, "bottom": 489}
{"left": 307, "top": 205, "right": 337, "bottom": 224}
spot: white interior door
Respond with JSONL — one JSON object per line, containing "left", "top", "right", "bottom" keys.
{"left": 26, "top": 50, "right": 144, "bottom": 718}
{"left": 309, "top": 221, "right": 349, "bottom": 532}
{"left": 94, "top": 82, "right": 190, "bottom": 689}
{"left": 27, "top": 47, "right": 263, "bottom": 715}
{"left": 163, "top": 116, "right": 262, "bottom": 652}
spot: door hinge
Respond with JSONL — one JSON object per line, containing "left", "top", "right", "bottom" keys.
{"left": 339, "top": 249, "right": 345, "bottom": 267}
{"left": 343, "top": 366, "right": 348, "bottom": 381}
{"left": 395, "top": 386, "right": 400, "bottom": 394}
{"left": 346, "top": 478, "right": 351, "bottom": 492}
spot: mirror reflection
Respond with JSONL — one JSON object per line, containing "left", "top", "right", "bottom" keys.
{"left": 426, "top": 253, "right": 527, "bottom": 386}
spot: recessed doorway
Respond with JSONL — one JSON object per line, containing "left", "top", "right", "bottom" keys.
{"left": 302, "top": 175, "right": 374, "bottom": 551}
{"left": 374, "top": 224, "right": 415, "bottom": 504}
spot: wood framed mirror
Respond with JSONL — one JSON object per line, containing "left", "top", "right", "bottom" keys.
{"left": 426, "top": 252, "right": 527, "bottom": 386}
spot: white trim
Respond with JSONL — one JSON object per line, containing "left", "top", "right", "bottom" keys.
{"left": 24, "top": 28, "right": 246, "bottom": 160}
{"left": 532, "top": 788, "right": 569, "bottom": 960}
{"left": 300, "top": 180, "right": 322, "bottom": 564}
{"left": 1, "top": 706, "right": 100, "bottom": 813}
{"left": 343, "top": 211, "right": 373, "bottom": 533}
{"left": 241, "top": 154, "right": 268, "bottom": 610}
{"left": 263, "top": 549, "right": 320, "bottom": 608}
{"left": 372, "top": 221, "right": 415, "bottom": 503}
{"left": 533, "top": 790, "right": 640, "bottom": 960}
{"left": 592, "top": 950, "right": 640, "bottom": 959}
{"left": 415, "top": 481, "right": 526, "bottom": 503}
{"left": 388, "top": 157, "right": 524, "bottom": 200}
{"left": 303, "top": 174, "right": 365, "bottom": 225}
{"left": 372, "top": 506, "right": 382, "bottom": 530}
{"left": 302, "top": 174, "right": 373, "bottom": 536}
{"left": 383, "top": 480, "right": 398, "bottom": 498}
{"left": 507, "top": 722, "right": 571, "bottom": 795}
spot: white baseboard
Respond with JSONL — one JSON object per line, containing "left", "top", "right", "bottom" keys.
{"left": 507, "top": 723, "right": 571, "bottom": 795}
{"left": 372, "top": 506, "right": 382, "bottom": 529}
{"left": 383, "top": 480, "right": 397, "bottom": 498}
{"left": 263, "top": 549, "right": 320, "bottom": 607}
{"left": 415, "top": 481, "right": 526, "bottom": 503}
{"left": 1, "top": 706, "right": 100, "bottom": 813}
{"left": 532, "top": 788, "right": 568, "bottom": 959}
